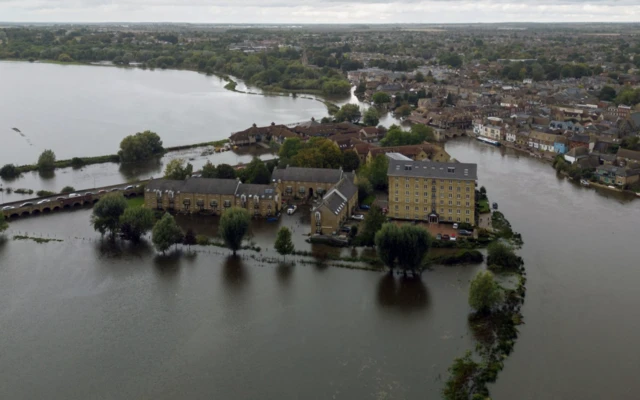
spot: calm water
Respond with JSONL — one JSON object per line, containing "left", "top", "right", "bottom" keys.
{"left": 0, "top": 207, "right": 480, "bottom": 400}
{"left": 0, "top": 61, "right": 329, "bottom": 165}
{"left": 446, "top": 139, "right": 640, "bottom": 400}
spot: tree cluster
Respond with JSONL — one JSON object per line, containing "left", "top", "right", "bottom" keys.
{"left": 374, "top": 223, "right": 431, "bottom": 273}
{"left": 278, "top": 137, "right": 344, "bottom": 170}
{"left": 118, "top": 130, "right": 164, "bottom": 163}
{"left": 380, "top": 124, "right": 434, "bottom": 147}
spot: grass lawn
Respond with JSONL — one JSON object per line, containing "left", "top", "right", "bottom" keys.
{"left": 361, "top": 195, "right": 376, "bottom": 206}
{"left": 126, "top": 196, "right": 145, "bottom": 208}
{"left": 478, "top": 199, "right": 490, "bottom": 214}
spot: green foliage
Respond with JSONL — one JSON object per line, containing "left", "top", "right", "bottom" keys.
{"left": 238, "top": 158, "right": 270, "bottom": 184}
{"left": 342, "top": 150, "right": 360, "bottom": 172}
{"left": 372, "top": 92, "right": 391, "bottom": 105}
{"left": 91, "top": 193, "right": 128, "bottom": 239}
{"left": 279, "top": 137, "right": 302, "bottom": 162}
{"left": 274, "top": 226, "right": 295, "bottom": 261}
{"left": 615, "top": 86, "right": 640, "bottom": 106}
{"left": 362, "top": 107, "right": 379, "bottom": 126}
{"left": 118, "top": 130, "right": 164, "bottom": 163}
{"left": 202, "top": 162, "right": 236, "bottom": 179}
{"left": 61, "top": 186, "right": 75, "bottom": 193}
{"left": 430, "top": 250, "right": 484, "bottom": 265}
{"left": 289, "top": 138, "right": 343, "bottom": 169}
{"left": 183, "top": 228, "right": 197, "bottom": 247}
{"left": 163, "top": 158, "right": 193, "bottom": 180}
{"left": 219, "top": 207, "right": 251, "bottom": 255}
{"left": 487, "top": 241, "right": 523, "bottom": 272}
{"left": 57, "top": 53, "right": 73, "bottom": 62}
{"left": 0, "top": 212, "right": 8, "bottom": 233}
{"left": 469, "top": 271, "right": 503, "bottom": 313}
{"left": 36, "top": 190, "right": 56, "bottom": 197}
{"left": 152, "top": 213, "right": 184, "bottom": 253}
{"left": 37, "top": 149, "right": 56, "bottom": 171}
{"left": 0, "top": 164, "right": 19, "bottom": 179}
{"left": 598, "top": 86, "right": 617, "bottom": 102}
{"left": 119, "top": 207, "right": 155, "bottom": 243}
{"left": 357, "top": 177, "right": 373, "bottom": 203}
{"left": 439, "top": 52, "right": 463, "bottom": 68}
{"left": 375, "top": 223, "right": 430, "bottom": 272}
{"left": 620, "top": 136, "right": 640, "bottom": 151}
{"left": 360, "top": 154, "right": 388, "bottom": 191}
{"left": 380, "top": 124, "right": 434, "bottom": 147}
{"left": 334, "top": 104, "right": 362, "bottom": 123}
{"left": 395, "top": 104, "right": 412, "bottom": 117}
{"left": 442, "top": 351, "right": 480, "bottom": 400}
{"left": 358, "top": 205, "right": 386, "bottom": 247}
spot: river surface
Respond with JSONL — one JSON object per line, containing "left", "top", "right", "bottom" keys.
{"left": 445, "top": 139, "right": 640, "bottom": 400}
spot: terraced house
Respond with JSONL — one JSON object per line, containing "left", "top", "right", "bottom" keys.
{"left": 145, "top": 178, "right": 281, "bottom": 218}
{"left": 271, "top": 166, "right": 347, "bottom": 199}
{"left": 387, "top": 160, "right": 478, "bottom": 225}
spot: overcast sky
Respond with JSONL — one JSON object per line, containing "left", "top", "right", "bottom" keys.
{"left": 0, "top": 0, "right": 639, "bottom": 23}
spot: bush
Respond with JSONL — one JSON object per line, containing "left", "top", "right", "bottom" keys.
{"left": 487, "top": 242, "right": 523, "bottom": 272}
{"left": 61, "top": 186, "right": 75, "bottom": 193}
{"left": 70, "top": 157, "right": 85, "bottom": 168}
{"left": 36, "top": 190, "right": 56, "bottom": 197}
{"left": 0, "top": 164, "right": 19, "bottom": 179}
{"left": 431, "top": 250, "right": 484, "bottom": 265}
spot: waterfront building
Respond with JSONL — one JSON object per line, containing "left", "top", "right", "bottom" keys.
{"left": 387, "top": 160, "right": 478, "bottom": 224}
{"left": 311, "top": 175, "right": 358, "bottom": 235}
{"left": 145, "top": 178, "right": 281, "bottom": 217}
{"left": 366, "top": 144, "right": 450, "bottom": 164}
{"left": 271, "top": 166, "right": 348, "bottom": 199}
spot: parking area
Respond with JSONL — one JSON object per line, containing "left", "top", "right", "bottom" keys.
{"left": 391, "top": 220, "right": 473, "bottom": 239}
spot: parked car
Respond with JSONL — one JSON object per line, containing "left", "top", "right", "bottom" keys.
{"left": 453, "top": 223, "right": 459, "bottom": 229}
{"left": 436, "top": 233, "right": 442, "bottom": 240}
{"left": 20, "top": 202, "right": 34, "bottom": 208}
{"left": 442, "top": 234, "right": 450, "bottom": 241}
{"left": 124, "top": 185, "right": 134, "bottom": 191}
{"left": 2, "top": 206, "right": 15, "bottom": 211}
{"left": 359, "top": 204, "right": 370, "bottom": 210}
{"left": 110, "top": 188, "right": 120, "bottom": 192}
{"left": 84, "top": 192, "right": 94, "bottom": 196}
{"left": 458, "top": 229, "right": 473, "bottom": 236}
{"left": 287, "top": 205, "right": 297, "bottom": 215}
{"left": 450, "top": 235, "right": 457, "bottom": 241}
{"left": 36, "top": 199, "right": 50, "bottom": 205}
{"left": 340, "top": 226, "right": 352, "bottom": 233}
{"left": 98, "top": 190, "right": 107, "bottom": 195}
{"left": 56, "top": 197, "right": 66, "bottom": 201}
{"left": 68, "top": 193, "right": 81, "bottom": 198}
{"left": 351, "top": 214, "right": 365, "bottom": 221}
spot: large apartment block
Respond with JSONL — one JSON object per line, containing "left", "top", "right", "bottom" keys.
{"left": 387, "top": 160, "right": 478, "bottom": 225}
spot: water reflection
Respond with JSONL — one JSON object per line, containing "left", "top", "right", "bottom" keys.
{"left": 376, "top": 273, "right": 430, "bottom": 313}
{"left": 223, "top": 255, "right": 248, "bottom": 289}
{"left": 94, "top": 237, "right": 155, "bottom": 259}
{"left": 119, "top": 158, "right": 163, "bottom": 181}
{"left": 153, "top": 250, "right": 182, "bottom": 278}
{"left": 276, "top": 263, "right": 293, "bottom": 285}
{"left": 38, "top": 169, "right": 55, "bottom": 180}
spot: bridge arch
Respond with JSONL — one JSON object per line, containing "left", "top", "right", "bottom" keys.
{"left": 20, "top": 210, "right": 30, "bottom": 216}
{"left": 10, "top": 213, "right": 19, "bottom": 218}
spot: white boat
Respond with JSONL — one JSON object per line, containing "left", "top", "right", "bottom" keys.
{"left": 476, "top": 136, "right": 501, "bottom": 147}
{"left": 580, "top": 179, "right": 590, "bottom": 187}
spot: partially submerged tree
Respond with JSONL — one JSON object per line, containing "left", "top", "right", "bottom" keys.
{"left": 218, "top": 207, "right": 251, "bottom": 256}
{"left": 358, "top": 205, "right": 386, "bottom": 247}
{"left": 0, "top": 212, "right": 8, "bottom": 233}
{"left": 37, "top": 149, "right": 56, "bottom": 171}
{"left": 91, "top": 193, "right": 128, "bottom": 239}
{"left": 119, "top": 207, "right": 155, "bottom": 243}
{"left": 468, "top": 270, "right": 503, "bottom": 313}
{"left": 375, "top": 223, "right": 430, "bottom": 273}
{"left": 183, "top": 228, "right": 197, "bottom": 250}
{"left": 118, "top": 130, "right": 164, "bottom": 162}
{"left": 152, "top": 213, "right": 184, "bottom": 254}
{"left": 274, "top": 226, "right": 295, "bottom": 262}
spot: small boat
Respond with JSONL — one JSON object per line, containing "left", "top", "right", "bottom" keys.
{"left": 492, "top": 202, "right": 498, "bottom": 210}
{"left": 477, "top": 136, "right": 501, "bottom": 147}
{"left": 580, "top": 179, "right": 590, "bottom": 187}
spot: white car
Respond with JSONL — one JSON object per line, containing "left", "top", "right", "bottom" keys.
{"left": 287, "top": 205, "right": 297, "bottom": 215}
{"left": 20, "top": 202, "right": 34, "bottom": 208}
{"left": 36, "top": 199, "right": 50, "bottom": 205}
{"left": 124, "top": 185, "right": 134, "bottom": 191}
{"left": 453, "top": 223, "right": 459, "bottom": 229}
{"left": 351, "top": 214, "right": 365, "bottom": 221}
{"left": 2, "top": 206, "right": 15, "bottom": 211}
{"left": 68, "top": 193, "right": 81, "bottom": 198}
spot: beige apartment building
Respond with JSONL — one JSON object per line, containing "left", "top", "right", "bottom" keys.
{"left": 387, "top": 160, "right": 478, "bottom": 225}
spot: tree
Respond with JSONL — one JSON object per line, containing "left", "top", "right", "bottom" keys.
{"left": 468, "top": 270, "right": 502, "bottom": 313}
{"left": 598, "top": 86, "right": 617, "bottom": 102}
{"left": 37, "top": 149, "right": 56, "bottom": 171}
{"left": 342, "top": 150, "right": 360, "bottom": 172}
{"left": 380, "top": 124, "right": 434, "bottom": 147}
{"left": 61, "top": 186, "right": 75, "bottom": 193}
{"left": 119, "top": 207, "right": 155, "bottom": 243}
{"left": 354, "top": 81, "right": 366, "bottom": 95}
{"left": 183, "top": 228, "right": 197, "bottom": 250}
{"left": 395, "top": 104, "right": 412, "bottom": 117}
{"left": 216, "top": 164, "right": 236, "bottom": 179}
{"left": 239, "top": 158, "right": 270, "bottom": 184}
{"left": 219, "top": 207, "right": 251, "bottom": 256}
{"left": 487, "top": 242, "right": 523, "bottom": 272}
{"left": 358, "top": 205, "right": 385, "bottom": 246}
{"left": 274, "top": 226, "right": 295, "bottom": 261}
{"left": 0, "top": 212, "right": 8, "bottom": 234}
{"left": 372, "top": 92, "right": 391, "bottom": 105}
{"left": 152, "top": 213, "right": 184, "bottom": 254}
{"left": 375, "top": 223, "right": 402, "bottom": 272}
{"left": 334, "top": 104, "right": 362, "bottom": 123}
{"left": 91, "top": 193, "right": 128, "bottom": 239}
{"left": 279, "top": 137, "right": 302, "bottom": 161}
{"left": 361, "top": 154, "right": 388, "bottom": 190}
{"left": 357, "top": 177, "right": 373, "bottom": 203}
{"left": 0, "top": 164, "right": 19, "bottom": 179}
{"left": 201, "top": 161, "right": 217, "bottom": 178}
{"left": 363, "top": 107, "right": 380, "bottom": 126}
{"left": 164, "top": 158, "right": 193, "bottom": 180}
{"left": 118, "top": 130, "right": 164, "bottom": 162}
{"left": 415, "top": 71, "right": 425, "bottom": 82}
{"left": 396, "top": 225, "right": 431, "bottom": 272}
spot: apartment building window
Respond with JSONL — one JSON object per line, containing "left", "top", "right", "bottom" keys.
{"left": 457, "top": 194, "right": 461, "bottom": 199}
{"left": 424, "top": 207, "right": 429, "bottom": 212}
{"left": 415, "top": 192, "right": 419, "bottom": 197}
{"left": 440, "top": 208, "right": 444, "bottom": 213}
{"left": 440, "top": 185, "right": 444, "bottom": 190}
{"left": 286, "top": 186, "right": 293, "bottom": 194}
{"left": 456, "top": 202, "right": 460, "bottom": 206}
{"left": 440, "top": 200, "right": 444, "bottom": 205}
{"left": 405, "top": 191, "right": 410, "bottom": 196}
{"left": 457, "top": 209, "right": 461, "bottom": 214}
{"left": 457, "top": 187, "right": 461, "bottom": 192}
{"left": 466, "top": 195, "right": 470, "bottom": 199}
{"left": 448, "top": 200, "right": 453, "bottom": 205}
{"left": 424, "top": 185, "right": 428, "bottom": 190}
{"left": 448, "top": 186, "right": 453, "bottom": 191}
{"left": 196, "top": 199, "right": 204, "bottom": 211}
{"left": 424, "top": 198, "right": 429, "bottom": 204}
{"left": 449, "top": 180, "right": 453, "bottom": 184}
{"left": 224, "top": 200, "right": 231, "bottom": 208}
{"left": 395, "top": 197, "right": 399, "bottom": 202}
{"left": 466, "top": 202, "right": 470, "bottom": 207}
{"left": 424, "top": 192, "right": 428, "bottom": 197}
{"left": 466, "top": 210, "right": 471, "bottom": 215}
{"left": 395, "top": 183, "right": 399, "bottom": 188}
{"left": 395, "top": 190, "right": 399, "bottom": 195}
{"left": 415, "top": 207, "right": 419, "bottom": 211}
{"left": 448, "top": 217, "right": 453, "bottom": 221}
{"left": 466, "top": 187, "right": 470, "bottom": 192}
{"left": 394, "top": 205, "right": 399, "bottom": 211}
{"left": 448, "top": 194, "right": 453, "bottom": 198}
{"left": 405, "top": 184, "right": 410, "bottom": 188}
{"left": 465, "top": 218, "right": 470, "bottom": 223}
{"left": 415, "top": 184, "right": 419, "bottom": 189}
{"left": 405, "top": 199, "right": 410, "bottom": 203}
{"left": 210, "top": 200, "right": 218, "bottom": 209}
{"left": 448, "top": 208, "right": 452, "bottom": 214}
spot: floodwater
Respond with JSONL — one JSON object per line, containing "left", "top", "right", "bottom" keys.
{"left": 446, "top": 139, "right": 640, "bottom": 400}
{"left": 0, "top": 206, "right": 480, "bottom": 399}
{"left": 0, "top": 61, "right": 329, "bottom": 165}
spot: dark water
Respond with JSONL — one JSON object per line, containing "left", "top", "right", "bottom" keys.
{"left": 0, "top": 205, "right": 480, "bottom": 400}
{"left": 446, "top": 139, "right": 640, "bottom": 400}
